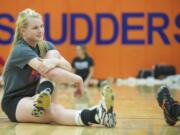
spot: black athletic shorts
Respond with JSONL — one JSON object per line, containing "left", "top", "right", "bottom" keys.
{"left": 1, "top": 96, "right": 23, "bottom": 122}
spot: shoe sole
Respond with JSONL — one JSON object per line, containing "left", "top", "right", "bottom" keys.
{"left": 100, "top": 85, "right": 114, "bottom": 112}
{"left": 35, "top": 91, "right": 51, "bottom": 110}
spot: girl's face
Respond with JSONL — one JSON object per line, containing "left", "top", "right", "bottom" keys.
{"left": 22, "top": 17, "right": 44, "bottom": 44}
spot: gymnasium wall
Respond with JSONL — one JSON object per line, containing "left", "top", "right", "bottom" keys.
{"left": 0, "top": 0, "right": 180, "bottom": 79}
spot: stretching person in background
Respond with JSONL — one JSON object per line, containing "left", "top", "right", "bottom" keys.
{"left": 72, "top": 46, "right": 98, "bottom": 87}
{"left": 157, "top": 86, "right": 180, "bottom": 125}
{"left": 1, "top": 8, "right": 116, "bottom": 128}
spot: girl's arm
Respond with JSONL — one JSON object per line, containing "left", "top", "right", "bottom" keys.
{"left": 45, "top": 50, "right": 72, "bottom": 72}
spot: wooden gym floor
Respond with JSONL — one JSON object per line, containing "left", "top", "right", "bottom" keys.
{"left": 0, "top": 84, "right": 179, "bottom": 135}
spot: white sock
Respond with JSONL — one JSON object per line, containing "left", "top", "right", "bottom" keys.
{"left": 75, "top": 110, "right": 84, "bottom": 126}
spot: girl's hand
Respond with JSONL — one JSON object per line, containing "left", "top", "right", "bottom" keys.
{"left": 42, "top": 58, "right": 59, "bottom": 72}
{"left": 57, "top": 59, "right": 72, "bottom": 72}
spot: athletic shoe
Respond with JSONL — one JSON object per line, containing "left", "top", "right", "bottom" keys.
{"left": 95, "top": 83, "right": 116, "bottom": 127}
{"left": 32, "top": 88, "right": 51, "bottom": 117}
{"left": 157, "top": 86, "right": 177, "bottom": 125}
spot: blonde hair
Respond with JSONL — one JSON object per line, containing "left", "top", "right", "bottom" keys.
{"left": 12, "top": 8, "right": 47, "bottom": 57}
{"left": 3, "top": 9, "right": 47, "bottom": 75}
